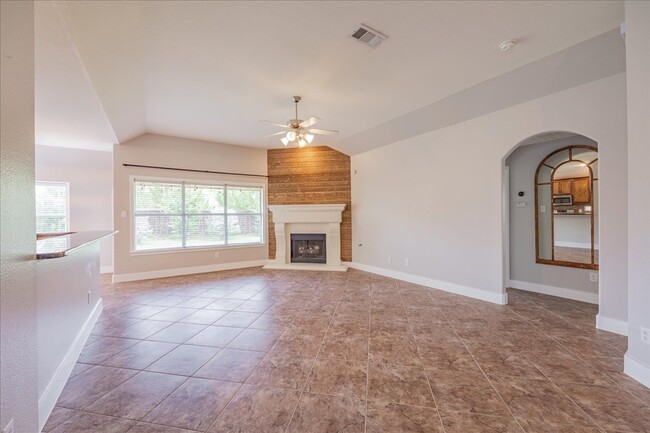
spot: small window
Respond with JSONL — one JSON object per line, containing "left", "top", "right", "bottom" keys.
{"left": 133, "top": 178, "right": 264, "bottom": 252}
{"left": 35, "top": 181, "right": 69, "bottom": 233}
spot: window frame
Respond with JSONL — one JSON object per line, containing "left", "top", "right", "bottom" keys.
{"left": 35, "top": 180, "right": 70, "bottom": 234}
{"left": 130, "top": 175, "right": 266, "bottom": 255}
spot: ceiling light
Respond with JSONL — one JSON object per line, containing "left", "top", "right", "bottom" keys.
{"left": 298, "top": 138, "right": 306, "bottom": 147}
{"left": 281, "top": 137, "right": 289, "bottom": 146}
{"left": 286, "top": 131, "right": 296, "bottom": 141}
{"left": 305, "top": 133, "right": 314, "bottom": 144}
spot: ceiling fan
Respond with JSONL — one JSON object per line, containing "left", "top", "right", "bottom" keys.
{"left": 261, "top": 96, "right": 338, "bottom": 147}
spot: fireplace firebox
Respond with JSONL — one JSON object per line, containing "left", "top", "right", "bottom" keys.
{"left": 291, "top": 233, "right": 326, "bottom": 264}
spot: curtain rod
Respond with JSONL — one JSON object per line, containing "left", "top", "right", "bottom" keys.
{"left": 122, "top": 163, "right": 268, "bottom": 178}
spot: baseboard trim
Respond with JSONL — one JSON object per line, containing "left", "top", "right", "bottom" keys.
{"left": 624, "top": 353, "right": 650, "bottom": 388}
{"left": 112, "top": 260, "right": 269, "bottom": 283}
{"left": 38, "top": 298, "right": 103, "bottom": 431}
{"left": 554, "top": 241, "right": 600, "bottom": 249}
{"left": 596, "top": 314, "right": 628, "bottom": 336}
{"left": 509, "top": 279, "right": 599, "bottom": 304}
{"left": 100, "top": 265, "right": 113, "bottom": 274}
{"left": 345, "top": 262, "right": 507, "bottom": 305}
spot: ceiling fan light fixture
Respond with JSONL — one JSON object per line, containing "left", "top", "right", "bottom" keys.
{"left": 286, "top": 131, "right": 296, "bottom": 141}
{"left": 305, "top": 133, "right": 314, "bottom": 144}
{"left": 281, "top": 137, "right": 289, "bottom": 146}
{"left": 298, "top": 138, "right": 307, "bottom": 147}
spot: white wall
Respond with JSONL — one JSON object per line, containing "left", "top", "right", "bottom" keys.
{"left": 113, "top": 133, "right": 268, "bottom": 281}
{"left": 0, "top": 1, "right": 40, "bottom": 432}
{"left": 351, "top": 73, "right": 627, "bottom": 315}
{"left": 624, "top": 0, "right": 650, "bottom": 386}
{"left": 506, "top": 136, "right": 599, "bottom": 301}
{"left": 36, "top": 145, "right": 114, "bottom": 271}
{"left": 36, "top": 242, "right": 102, "bottom": 430}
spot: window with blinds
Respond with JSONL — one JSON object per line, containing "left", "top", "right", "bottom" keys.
{"left": 35, "top": 181, "right": 69, "bottom": 233}
{"left": 133, "top": 178, "right": 264, "bottom": 251}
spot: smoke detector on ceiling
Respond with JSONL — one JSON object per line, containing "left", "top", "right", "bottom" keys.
{"left": 499, "top": 40, "right": 516, "bottom": 51}
{"left": 351, "top": 24, "right": 387, "bottom": 49}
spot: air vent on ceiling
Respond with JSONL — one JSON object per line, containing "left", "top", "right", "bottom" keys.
{"left": 351, "top": 24, "right": 387, "bottom": 49}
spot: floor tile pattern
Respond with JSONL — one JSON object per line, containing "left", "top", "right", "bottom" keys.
{"left": 43, "top": 268, "right": 649, "bottom": 432}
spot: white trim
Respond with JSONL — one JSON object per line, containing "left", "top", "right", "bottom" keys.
{"left": 345, "top": 262, "right": 507, "bottom": 305}
{"left": 624, "top": 353, "right": 650, "bottom": 388}
{"left": 112, "top": 259, "right": 268, "bottom": 283}
{"left": 100, "top": 265, "right": 113, "bottom": 274}
{"left": 509, "top": 279, "right": 598, "bottom": 304}
{"left": 596, "top": 314, "right": 628, "bottom": 336}
{"left": 38, "top": 299, "right": 103, "bottom": 431}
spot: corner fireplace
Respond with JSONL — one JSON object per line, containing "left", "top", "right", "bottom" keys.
{"left": 291, "top": 233, "right": 326, "bottom": 264}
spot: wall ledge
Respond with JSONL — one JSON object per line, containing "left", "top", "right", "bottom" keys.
{"left": 345, "top": 262, "right": 507, "bottom": 305}
{"left": 596, "top": 314, "right": 628, "bottom": 336}
{"left": 624, "top": 353, "right": 650, "bottom": 389}
{"left": 38, "top": 299, "right": 103, "bottom": 431}
{"left": 509, "top": 279, "right": 598, "bottom": 304}
{"left": 112, "top": 260, "right": 268, "bottom": 283}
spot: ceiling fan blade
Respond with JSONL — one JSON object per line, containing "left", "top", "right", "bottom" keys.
{"left": 299, "top": 116, "right": 320, "bottom": 128}
{"left": 260, "top": 120, "right": 289, "bottom": 128}
{"left": 309, "top": 128, "right": 339, "bottom": 135}
{"left": 265, "top": 131, "right": 287, "bottom": 138}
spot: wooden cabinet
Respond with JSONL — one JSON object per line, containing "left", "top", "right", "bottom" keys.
{"left": 553, "top": 179, "right": 572, "bottom": 195}
{"left": 552, "top": 177, "right": 591, "bottom": 203}
{"left": 572, "top": 177, "right": 591, "bottom": 203}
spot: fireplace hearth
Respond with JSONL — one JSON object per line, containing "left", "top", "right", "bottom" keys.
{"left": 291, "top": 233, "right": 326, "bottom": 264}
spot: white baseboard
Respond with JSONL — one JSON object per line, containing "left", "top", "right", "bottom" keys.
{"left": 596, "top": 314, "right": 628, "bottom": 336}
{"left": 624, "top": 353, "right": 650, "bottom": 388}
{"left": 345, "top": 262, "right": 507, "bottom": 305}
{"left": 38, "top": 299, "right": 103, "bottom": 431}
{"left": 112, "top": 260, "right": 269, "bottom": 283}
{"left": 554, "top": 241, "right": 600, "bottom": 249}
{"left": 509, "top": 279, "right": 599, "bottom": 304}
{"left": 100, "top": 265, "right": 113, "bottom": 274}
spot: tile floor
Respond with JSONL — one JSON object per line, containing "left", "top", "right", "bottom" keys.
{"left": 43, "top": 268, "right": 649, "bottom": 433}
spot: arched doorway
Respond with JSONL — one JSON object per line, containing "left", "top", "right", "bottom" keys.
{"left": 503, "top": 131, "right": 600, "bottom": 304}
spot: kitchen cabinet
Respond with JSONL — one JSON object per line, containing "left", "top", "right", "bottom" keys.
{"left": 552, "top": 177, "right": 591, "bottom": 203}
{"left": 553, "top": 179, "right": 572, "bottom": 195}
{"left": 572, "top": 177, "right": 591, "bottom": 203}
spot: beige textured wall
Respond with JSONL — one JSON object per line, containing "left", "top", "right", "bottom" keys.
{"left": 113, "top": 133, "right": 268, "bottom": 279}
{"left": 0, "top": 1, "right": 39, "bottom": 432}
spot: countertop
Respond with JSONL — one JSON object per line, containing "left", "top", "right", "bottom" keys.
{"left": 36, "top": 230, "right": 116, "bottom": 259}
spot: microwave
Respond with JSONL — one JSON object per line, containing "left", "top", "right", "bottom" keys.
{"left": 553, "top": 195, "right": 572, "bottom": 206}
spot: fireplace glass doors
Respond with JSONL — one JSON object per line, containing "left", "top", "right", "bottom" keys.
{"left": 290, "top": 233, "right": 326, "bottom": 264}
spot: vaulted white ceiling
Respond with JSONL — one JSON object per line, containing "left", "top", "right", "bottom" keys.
{"left": 36, "top": 1, "right": 624, "bottom": 153}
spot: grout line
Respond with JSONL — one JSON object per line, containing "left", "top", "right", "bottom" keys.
{"left": 426, "top": 292, "right": 527, "bottom": 433}
{"left": 476, "top": 291, "right": 608, "bottom": 433}
{"left": 283, "top": 275, "right": 352, "bottom": 433}
{"left": 396, "top": 282, "right": 448, "bottom": 433}
{"left": 364, "top": 284, "right": 371, "bottom": 433}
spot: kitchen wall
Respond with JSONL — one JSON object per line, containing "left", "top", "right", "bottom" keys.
{"left": 112, "top": 133, "right": 268, "bottom": 282}
{"left": 506, "top": 136, "right": 599, "bottom": 302}
{"left": 36, "top": 145, "right": 114, "bottom": 271}
{"left": 624, "top": 0, "right": 650, "bottom": 386}
{"left": 267, "top": 146, "right": 352, "bottom": 261}
{"left": 351, "top": 73, "right": 627, "bottom": 316}
{"left": 0, "top": 1, "right": 39, "bottom": 432}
